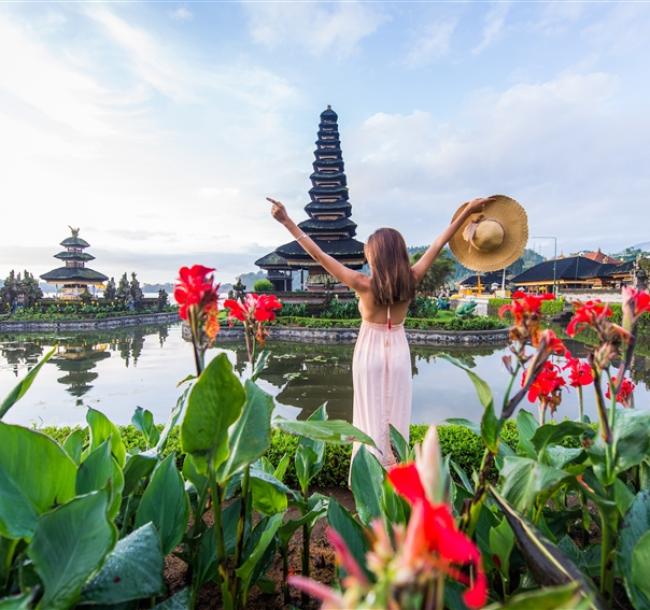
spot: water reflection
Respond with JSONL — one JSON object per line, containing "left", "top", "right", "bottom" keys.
{"left": 0, "top": 323, "right": 648, "bottom": 427}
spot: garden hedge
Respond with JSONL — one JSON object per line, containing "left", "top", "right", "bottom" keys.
{"left": 487, "top": 297, "right": 565, "bottom": 318}
{"left": 274, "top": 315, "right": 506, "bottom": 331}
{"left": 40, "top": 422, "right": 519, "bottom": 488}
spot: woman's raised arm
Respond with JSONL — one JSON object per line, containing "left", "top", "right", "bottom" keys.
{"left": 267, "top": 197, "right": 369, "bottom": 292}
{"left": 411, "top": 197, "right": 493, "bottom": 284}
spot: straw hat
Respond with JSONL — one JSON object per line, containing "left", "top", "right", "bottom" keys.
{"left": 449, "top": 195, "right": 528, "bottom": 272}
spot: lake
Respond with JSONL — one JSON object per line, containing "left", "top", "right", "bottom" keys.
{"left": 1, "top": 322, "right": 648, "bottom": 428}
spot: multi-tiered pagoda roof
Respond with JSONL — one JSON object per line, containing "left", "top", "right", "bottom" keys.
{"left": 41, "top": 227, "right": 108, "bottom": 297}
{"left": 256, "top": 106, "right": 365, "bottom": 290}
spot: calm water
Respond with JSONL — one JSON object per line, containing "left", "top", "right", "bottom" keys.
{"left": 1, "top": 323, "right": 648, "bottom": 427}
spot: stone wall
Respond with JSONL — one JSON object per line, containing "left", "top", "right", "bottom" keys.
{"left": 214, "top": 325, "right": 508, "bottom": 346}
{"left": 0, "top": 312, "right": 179, "bottom": 332}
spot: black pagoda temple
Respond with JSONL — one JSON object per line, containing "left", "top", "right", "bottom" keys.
{"left": 40, "top": 227, "right": 108, "bottom": 299}
{"left": 256, "top": 106, "right": 365, "bottom": 291}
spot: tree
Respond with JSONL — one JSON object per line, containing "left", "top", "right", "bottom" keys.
{"left": 116, "top": 273, "right": 129, "bottom": 304}
{"left": 411, "top": 250, "right": 455, "bottom": 296}
{"left": 129, "top": 272, "right": 144, "bottom": 309}
{"left": 0, "top": 270, "right": 18, "bottom": 312}
{"left": 157, "top": 289, "right": 168, "bottom": 311}
{"left": 253, "top": 278, "right": 274, "bottom": 293}
{"left": 104, "top": 277, "right": 116, "bottom": 301}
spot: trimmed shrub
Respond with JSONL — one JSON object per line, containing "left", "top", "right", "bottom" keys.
{"left": 253, "top": 279, "right": 274, "bottom": 293}
{"left": 274, "top": 315, "right": 506, "bottom": 331}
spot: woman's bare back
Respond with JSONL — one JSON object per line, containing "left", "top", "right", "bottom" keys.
{"left": 356, "top": 286, "right": 410, "bottom": 325}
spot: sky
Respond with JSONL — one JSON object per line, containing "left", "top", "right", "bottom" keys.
{"left": 1, "top": 1, "right": 649, "bottom": 284}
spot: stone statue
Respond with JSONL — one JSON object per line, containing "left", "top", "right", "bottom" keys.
{"left": 68, "top": 226, "right": 80, "bottom": 237}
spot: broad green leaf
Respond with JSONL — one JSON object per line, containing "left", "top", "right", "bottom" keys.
{"left": 619, "top": 491, "right": 650, "bottom": 609}
{"left": 278, "top": 495, "right": 328, "bottom": 546}
{"left": 613, "top": 410, "right": 650, "bottom": 475}
{"left": 516, "top": 409, "right": 538, "bottom": 458}
{"left": 531, "top": 421, "right": 593, "bottom": 453}
{"left": 295, "top": 404, "right": 328, "bottom": 491}
{"left": 0, "top": 348, "right": 55, "bottom": 419}
{"left": 489, "top": 517, "right": 514, "bottom": 579}
{"left": 152, "top": 588, "right": 190, "bottom": 610}
{"left": 87, "top": 408, "right": 126, "bottom": 468}
{"left": 389, "top": 424, "right": 410, "bottom": 462}
{"left": 180, "top": 353, "right": 245, "bottom": 473}
{"left": 500, "top": 456, "right": 569, "bottom": 512}
{"left": 76, "top": 439, "right": 124, "bottom": 520}
{"left": 235, "top": 513, "right": 283, "bottom": 590}
{"left": 632, "top": 531, "right": 650, "bottom": 605}
{"left": 327, "top": 498, "right": 370, "bottom": 580}
{"left": 122, "top": 450, "right": 158, "bottom": 496}
{"left": 251, "top": 348, "right": 271, "bottom": 381}
{"left": 614, "top": 479, "right": 635, "bottom": 518}
{"left": 82, "top": 523, "right": 164, "bottom": 604}
{"left": 251, "top": 475, "right": 288, "bottom": 515}
{"left": 155, "top": 384, "right": 189, "bottom": 456}
{"left": 490, "top": 487, "right": 604, "bottom": 609}
{"left": 0, "top": 592, "right": 33, "bottom": 610}
{"left": 275, "top": 418, "right": 374, "bottom": 446}
{"left": 484, "top": 583, "right": 584, "bottom": 610}
{"left": 62, "top": 428, "right": 86, "bottom": 464}
{"left": 545, "top": 446, "right": 584, "bottom": 470}
{"left": 29, "top": 491, "right": 116, "bottom": 610}
{"left": 218, "top": 380, "right": 273, "bottom": 483}
{"left": 131, "top": 407, "right": 160, "bottom": 449}
{"left": 135, "top": 454, "right": 189, "bottom": 555}
{"left": 0, "top": 423, "right": 76, "bottom": 539}
{"left": 441, "top": 354, "right": 499, "bottom": 452}
{"left": 350, "top": 445, "right": 384, "bottom": 525}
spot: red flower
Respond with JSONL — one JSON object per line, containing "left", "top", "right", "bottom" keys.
{"left": 606, "top": 376, "right": 635, "bottom": 407}
{"left": 224, "top": 293, "right": 283, "bottom": 324}
{"left": 566, "top": 300, "right": 612, "bottom": 337}
{"left": 388, "top": 463, "right": 487, "bottom": 608}
{"left": 622, "top": 286, "right": 650, "bottom": 330}
{"left": 498, "top": 291, "right": 553, "bottom": 325}
{"left": 174, "top": 265, "right": 218, "bottom": 320}
{"left": 539, "top": 329, "right": 567, "bottom": 356}
{"left": 563, "top": 354, "right": 593, "bottom": 387}
{"left": 254, "top": 294, "right": 282, "bottom": 322}
{"left": 523, "top": 361, "right": 566, "bottom": 407}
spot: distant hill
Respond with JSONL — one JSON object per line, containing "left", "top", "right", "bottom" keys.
{"left": 143, "top": 283, "right": 174, "bottom": 293}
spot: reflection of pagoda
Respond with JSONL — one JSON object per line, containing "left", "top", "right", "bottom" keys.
{"left": 40, "top": 227, "right": 108, "bottom": 299}
{"left": 256, "top": 106, "right": 365, "bottom": 292}
{"left": 50, "top": 343, "right": 110, "bottom": 399}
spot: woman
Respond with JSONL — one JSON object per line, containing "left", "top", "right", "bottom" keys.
{"left": 267, "top": 195, "right": 491, "bottom": 466}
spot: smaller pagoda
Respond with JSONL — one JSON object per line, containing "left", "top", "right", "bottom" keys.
{"left": 41, "top": 227, "right": 108, "bottom": 299}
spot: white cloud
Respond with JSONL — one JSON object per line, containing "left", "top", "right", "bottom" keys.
{"left": 473, "top": 1, "right": 510, "bottom": 55}
{"left": 346, "top": 71, "right": 648, "bottom": 252}
{"left": 170, "top": 6, "right": 192, "bottom": 22}
{"left": 243, "top": 1, "right": 385, "bottom": 57}
{"left": 403, "top": 19, "right": 457, "bottom": 67}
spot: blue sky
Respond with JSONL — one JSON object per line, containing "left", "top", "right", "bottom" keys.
{"left": 1, "top": 1, "right": 649, "bottom": 282}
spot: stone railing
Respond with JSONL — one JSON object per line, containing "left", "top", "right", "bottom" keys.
{"left": 0, "top": 311, "right": 179, "bottom": 332}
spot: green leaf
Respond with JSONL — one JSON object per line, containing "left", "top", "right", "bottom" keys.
{"left": 180, "top": 353, "right": 245, "bottom": 473}
{"left": 619, "top": 491, "right": 650, "bottom": 609}
{"left": 62, "top": 428, "right": 86, "bottom": 465}
{"left": 632, "top": 531, "right": 650, "bottom": 605}
{"left": 614, "top": 479, "right": 635, "bottom": 518}
{"left": 76, "top": 439, "right": 124, "bottom": 520}
{"left": 350, "top": 445, "right": 384, "bottom": 525}
{"left": 155, "top": 385, "right": 189, "bottom": 456}
{"left": 531, "top": 421, "right": 593, "bottom": 453}
{"left": 122, "top": 450, "right": 158, "bottom": 497}
{"left": 516, "top": 409, "right": 538, "bottom": 458}
{"left": 326, "top": 498, "right": 369, "bottom": 580}
{"left": 275, "top": 418, "right": 374, "bottom": 446}
{"left": 544, "top": 446, "right": 584, "bottom": 469}
{"left": 295, "top": 404, "right": 328, "bottom": 491}
{"left": 235, "top": 513, "right": 283, "bottom": 591}
{"left": 490, "top": 487, "right": 604, "bottom": 609}
{"left": 81, "top": 523, "right": 164, "bottom": 604}
{"left": 251, "top": 476, "right": 288, "bottom": 515}
{"left": 483, "top": 583, "right": 584, "bottom": 610}
{"left": 0, "top": 592, "right": 33, "bottom": 610}
{"left": 131, "top": 407, "right": 160, "bottom": 449}
{"left": 445, "top": 417, "right": 481, "bottom": 436}
{"left": 87, "top": 408, "right": 126, "bottom": 468}
{"left": 389, "top": 424, "right": 410, "bottom": 462}
{"left": 500, "top": 456, "right": 570, "bottom": 512}
{"left": 0, "top": 348, "right": 55, "bottom": 419}
{"left": 218, "top": 380, "right": 273, "bottom": 483}
{"left": 489, "top": 517, "right": 514, "bottom": 578}
{"left": 152, "top": 588, "right": 190, "bottom": 610}
{"left": 251, "top": 348, "right": 271, "bottom": 381}
{"left": 440, "top": 354, "right": 498, "bottom": 452}
{"left": 28, "top": 491, "right": 116, "bottom": 610}
{"left": 0, "top": 423, "right": 76, "bottom": 540}
{"left": 613, "top": 410, "right": 650, "bottom": 475}
{"left": 135, "top": 454, "right": 189, "bottom": 555}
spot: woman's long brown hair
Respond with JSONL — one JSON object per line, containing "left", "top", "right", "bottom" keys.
{"left": 366, "top": 228, "right": 416, "bottom": 305}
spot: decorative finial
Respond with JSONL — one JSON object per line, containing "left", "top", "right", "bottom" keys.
{"left": 327, "top": 104, "right": 331, "bottom": 110}
{"left": 68, "top": 225, "right": 80, "bottom": 237}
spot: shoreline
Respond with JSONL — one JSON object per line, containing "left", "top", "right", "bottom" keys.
{"left": 0, "top": 311, "right": 179, "bottom": 331}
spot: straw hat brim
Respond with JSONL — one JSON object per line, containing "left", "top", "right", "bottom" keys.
{"left": 449, "top": 195, "right": 528, "bottom": 273}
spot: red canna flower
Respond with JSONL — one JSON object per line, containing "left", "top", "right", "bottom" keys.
{"left": 606, "top": 375, "right": 635, "bottom": 407}
{"left": 539, "top": 328, "right": 567, "bottom": 357}
{"left": 254, "top": 293, "right": 283, "bottom": 322}
{"left": 174, "top": 265, "right": 218, "bottom": 321}
{"left": 523, "top": 361, "right": 566, "bottom": 409}
{"left": 566, "top": 300, "right": 612, "bottom": 337}
{"left": 498, "top": 291, "right": 553, "bottom": 325}
{"left": 224, "top": 293, "right": 283, "bottom": 324}
{"left": 622, "top": 286, "right": 650, "bottom": 331}
{"left": 563, "top": 353, "right": 593, "bottom": 387}
{"left": 388, "top": 463, "right": 487, "bottom": 608}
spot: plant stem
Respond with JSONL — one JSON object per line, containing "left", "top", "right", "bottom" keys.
{"left": 209, "top": 477, "right": 230, "bottom": 606}
{"left": 599, "top": 505, "right": 619, "bottom": 603}
{"left": 301, "top": 488, "right": 310, "bottom": 607}
{"left": 281, "top": 545, "right": 290, "bottom": 606}
{"left": 232, "top": 466, "right": 251, "bottom": 607}
{"left": 578, "top": 385, "right": 584, "bottom": 422}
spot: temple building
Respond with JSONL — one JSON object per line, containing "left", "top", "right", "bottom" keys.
{"left": 256, "top": 106, "right": 366, "bottom": 291}
{"left": 40, "top": 227, "right": 108, "bottom": 299}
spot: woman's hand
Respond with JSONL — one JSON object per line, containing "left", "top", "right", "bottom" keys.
{"left": 464, "top": 196, "right": 494, "bottom": 215}
{"left": 266, "top": 197, "right": 290, "bottom": 225}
